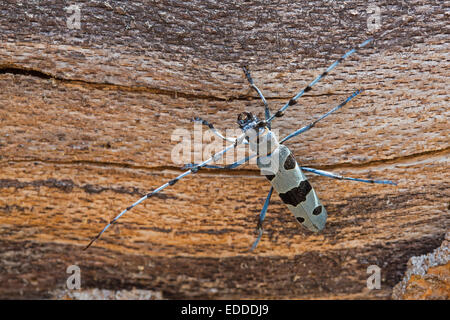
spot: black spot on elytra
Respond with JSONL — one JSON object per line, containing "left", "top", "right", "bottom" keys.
{"left": 283, "top": 153, "right": 296, "bottom": 170}
{"left": 296, "top": 217, "right": 305, "bottom": 223}
{"left": 312, "top": 205, "right": 322, "bottom": 216}
{"left": 278, "top": 180, "right": 312, "bottom": 206}
{"left": 265, "top": 174, "right": 275, "bottom": 181}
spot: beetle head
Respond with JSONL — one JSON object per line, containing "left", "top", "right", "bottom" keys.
{"left": 237, "top": 112, "right": 259, "bottom": 131}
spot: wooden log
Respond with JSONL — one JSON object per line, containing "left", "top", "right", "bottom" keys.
{"left": 0, "top": 0, "right": 448, "bottom": 299}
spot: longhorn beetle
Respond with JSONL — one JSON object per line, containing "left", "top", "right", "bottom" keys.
{"left": 85, "top": 37, "right": 396, "bottom": 251}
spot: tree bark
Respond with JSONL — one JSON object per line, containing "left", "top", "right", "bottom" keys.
{"left": 0, "top": 0, "right": 448, "bottom": 299}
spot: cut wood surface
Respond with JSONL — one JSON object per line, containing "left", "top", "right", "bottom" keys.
{"left": 0, "top": 1, "right": 448, "bottom": 299}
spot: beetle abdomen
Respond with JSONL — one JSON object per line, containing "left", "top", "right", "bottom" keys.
{"left": 258, "top": 145, "right": 327, "bottom": 232}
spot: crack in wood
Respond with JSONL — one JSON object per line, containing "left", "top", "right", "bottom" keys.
{"left": 0, "top": 63, "right": 351, "bottom": 102}
{"left": 3, "top": 146, "right": 448, "bottom": 177}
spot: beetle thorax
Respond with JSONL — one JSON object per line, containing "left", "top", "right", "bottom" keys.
{"left": 246, "top": 127, "right": 280, "bottom": 157}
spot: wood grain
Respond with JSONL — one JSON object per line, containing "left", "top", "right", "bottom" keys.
{"left": 0, "top": 0, "right": 448, "bottom": 299}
